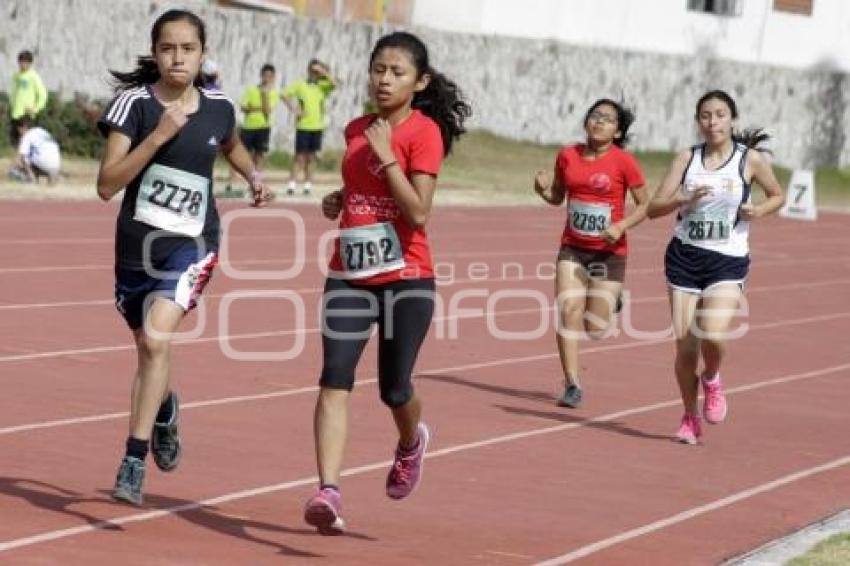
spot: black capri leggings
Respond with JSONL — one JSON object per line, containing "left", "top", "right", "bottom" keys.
{"left": 320, "top": 277, "right": 436, "bottom": 407}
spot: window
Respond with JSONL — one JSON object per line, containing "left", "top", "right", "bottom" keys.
{"left": 773, "top": 0, "right": 813, "bottom": 15}
{"left": 687, "top": 0, "right": 743, "bottom": 16}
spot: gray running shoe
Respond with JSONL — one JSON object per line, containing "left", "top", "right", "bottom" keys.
{"left": 112, "top": 456, "right": 145, "bottom": 506}
{"left": 557, "top": 384, "right": 583, "bottom": 408}
{"left": 151, "top": 392, "right": 182, "bottom": 472}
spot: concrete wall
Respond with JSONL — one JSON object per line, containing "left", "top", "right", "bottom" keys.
{"left": 1, "top": 0, "right": 847, "bottom": 168}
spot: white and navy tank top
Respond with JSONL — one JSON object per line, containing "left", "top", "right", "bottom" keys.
{"left": 674, "top": 143, "right": 751, "bottom": 257}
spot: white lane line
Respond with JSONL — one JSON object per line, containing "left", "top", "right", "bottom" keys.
{"left": 1, "top": 248, "right": 847, "bottom": 276}
{"left": 1, "top": 282, "right": 848, "bottom": 363}
{"left": 0, "top": 361, "right": 847, "bottom": 553}
{"left": 0, "top": 249, "right": 554, "bottom": 275}
{"left": 0, "top": 311, "right": 847, "bottom": 435}
{"left": 534, "top": 455, "right": 850, "bottom": 565}
{"left": 2, "top": 273, "right": 849, "bottom": 312}
{"left": 0, "top": 347, "right": 620, "bottom": 435}
{"left": 0, "top": 303, "right": 548, "bottom": 363}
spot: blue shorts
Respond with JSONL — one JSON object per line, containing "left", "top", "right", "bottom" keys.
{"left": 664, "top": 237, "right": 749, "bottom": 294}
{"left": 240, "top": 128, "right": 270, "bottom": 154}
{"left": 295, "top": 129, "right": 323, "bottom": 154}
{"left": 115, "top": 245, "right": 218, "bottom": 330}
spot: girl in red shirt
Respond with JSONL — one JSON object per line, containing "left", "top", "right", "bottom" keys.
{"left": 534, "top": 99, "right": 649, "bottom": 408}
{"left": 304, "top": 32, "right": 471, "bottom": 535}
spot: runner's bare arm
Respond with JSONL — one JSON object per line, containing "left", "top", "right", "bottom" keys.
{"left": 647, "top": 149, "right": 695, "bottom": 219}
{"left": 533, "top": 164, "right": 566, "bottom": 206}
{"left": 385, "top": 169, "right": 436, "bottom": 229}
{"left": 96, "top": 107, "right": 187, "bottom": 201}
{"left": 601, "top": 185, "right": 649, "bottom": 244}
{"left": 740, "top": 150, "right": 785, "bottom": 220}
{"left": 220, "top": 132, "right": 272, "bottom": 207}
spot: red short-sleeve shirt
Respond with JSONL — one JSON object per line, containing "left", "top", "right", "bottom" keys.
{"left": 555, "top": 144, "right": 645, "bottom": 256}
{"left": 328, "top": 110, "right": 444, "bottom": 284}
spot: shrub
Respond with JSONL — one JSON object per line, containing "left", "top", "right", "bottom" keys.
{"left": 0, "top": 91, "right": 106, "bottom": 158}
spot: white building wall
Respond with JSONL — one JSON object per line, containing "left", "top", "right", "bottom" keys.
{"left": 412, "top": 0, "right": 850, "bottom": 71}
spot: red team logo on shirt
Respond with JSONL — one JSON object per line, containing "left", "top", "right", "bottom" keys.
{"left": 589, "top": 173, "right": 612, "bottom": 193}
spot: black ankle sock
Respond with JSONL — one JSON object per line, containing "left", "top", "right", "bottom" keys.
{"left": 125, "top": 436, "right": 149, "bottom": 461}
{"left": 155, "top": 392, "right": 175, "bottom": 425}
{"left": 320, "top": 484, "right": 339, "bottom": 492}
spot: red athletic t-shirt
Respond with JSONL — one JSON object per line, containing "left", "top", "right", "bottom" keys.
{"left": 328, "top": 110, "right": 443, "bottom": 284}
{"left": 555, "top": 144, "right": 645, "bottom": 256}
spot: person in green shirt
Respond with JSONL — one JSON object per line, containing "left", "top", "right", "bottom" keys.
{"left": 239, "top": 63, "right": 280, "bottom": 171}
{"left": 282, "top": 59, "right": 336, "bottom": 195}
{"left": 9, "top": 50, "right": 48, "bottom": 146}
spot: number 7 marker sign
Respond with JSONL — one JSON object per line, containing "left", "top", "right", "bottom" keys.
{"left": 779, "top": 169, "right": 817, "bottom": 221}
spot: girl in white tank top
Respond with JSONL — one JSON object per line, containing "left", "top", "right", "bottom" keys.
{"left": 646, "top": 90, "right": 785, "bottom": 447}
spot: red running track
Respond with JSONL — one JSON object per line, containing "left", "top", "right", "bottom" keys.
{"left": 0, "top": 200, "right": 848, "bottom": 565}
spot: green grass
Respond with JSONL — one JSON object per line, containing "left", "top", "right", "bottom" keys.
{"left": 440, "top": 131, "right": 850, "bottom": 207}
{"left": 787, "top": 533, "right": 850, "bottom": 566}
{"left": 264, "top": 149, "right": 343, "bottom": 172}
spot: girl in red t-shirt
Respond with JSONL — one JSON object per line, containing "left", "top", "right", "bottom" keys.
{"left": 304, "top": 32, "right": 471, "bottom": 535}
{"left": 534, "top": 99, "right": 649, "bottom": 409}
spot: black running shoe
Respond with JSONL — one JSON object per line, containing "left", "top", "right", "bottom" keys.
{"left": 151, "top": 392, "right": 182, "bottom": 472}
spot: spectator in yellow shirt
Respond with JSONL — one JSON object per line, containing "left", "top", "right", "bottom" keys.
{"left": 9, "top": 50, "right": 48, "bottom": 145}
{"left": 239, "top": 64, "right": 279, "bottom": 171}
{"left": 282, "top": 59, "right": 336, "bottom": 195}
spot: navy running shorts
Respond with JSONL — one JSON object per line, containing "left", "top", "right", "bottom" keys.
{"left": 295, "top": 129, "right": 323, "bottom": 154}
{"left": 114, "top": 243, "right": 218, "bottom": 330}
{"left": 664, "top": 237, "right": 749, "bottom": 294}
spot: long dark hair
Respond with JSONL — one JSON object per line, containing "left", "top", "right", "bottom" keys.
{"left": 695, "top": 90, "right": 771, "bottom": 152}
{"left": 109, "top": 10, "right": 207, "bottom": 91}
{"left": 370, "top": 32, "right": 472, "bottom": 155}
{"left": 583, "top": 98, "right": 635, "bottom": 148}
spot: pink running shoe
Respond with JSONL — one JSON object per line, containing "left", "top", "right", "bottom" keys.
{"left": 675, "top": 414, "right": 703, "bottom": 445}
{"left": 386, "top": 422, "right": 431, "bottom": 500}
{"left": 304, "top": 488, "right": 345, "bottom": 535}
{"left": 702, "top": 374, "right": 728, "bottom": 424}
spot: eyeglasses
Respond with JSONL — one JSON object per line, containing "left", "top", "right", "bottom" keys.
{"left": 588, "top": 112, "right": 617, "bottom": 125}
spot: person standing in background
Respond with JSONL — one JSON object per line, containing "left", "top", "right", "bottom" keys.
{"left": 239, "top": 64, "right": 279, "bottom": 172}
{"left": 282, "top": 59, "right": 337, "bottom": 196}
{"left": 9, "top": 50, "right": 48, "bottom": 146}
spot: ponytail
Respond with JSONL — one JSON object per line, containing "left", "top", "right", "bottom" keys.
{"left": 109, "top": 56, "right": 162, "bottom": 90}
{"left": 734, "top": 127, "right": 772, "bottom": 153}
{"left": 413, "top": 70, "right": 471, "bottom": 155}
